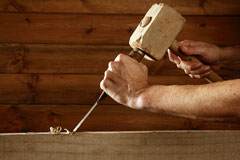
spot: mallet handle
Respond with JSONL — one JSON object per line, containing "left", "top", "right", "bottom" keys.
{"left": 170, "top": 40, "right": 223, "bottom": 83}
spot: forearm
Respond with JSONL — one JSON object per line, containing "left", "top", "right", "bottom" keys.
{"left": 221, "top": 45, "right": 240, "bottom": 61}
{"left": 136, "top": 79, "right": 240, "bottom": 121}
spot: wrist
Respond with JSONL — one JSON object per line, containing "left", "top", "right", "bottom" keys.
{"left": 220, "top": 45, "right": 240, "bottom": 62}
{"left": 129, "top": 85, "right": 167, "bottom": 112}
{"left": 220, "top": 46, "right": 231, "bottom": 61}
{"left": 128, "top": 86, "right": 150, "bottom": 110}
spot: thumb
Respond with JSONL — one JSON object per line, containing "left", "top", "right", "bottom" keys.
{"left": 168, "top": 49, "right": 180, "bottom": 64}
{"left": 180, "top": 46, "right": 205, "bottom": 57}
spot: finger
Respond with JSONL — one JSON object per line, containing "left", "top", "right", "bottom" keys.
{"left": 180, "top": 45, "right": 203, "bottom": 56}
{"left": 100, "top": 78, "right": 115, "bottom": 91}
{"left": 189, "top": 71, "right": 211, "bottom": 79}
{"left": 100, "top": 78, "right": 120, "bottom": 98}
{"left": 100, "top": 71, "right": 125, "bottom": 97}
{"left": 115, "top": 53, "right": 127, "bottom": 62}
{"left": 179, "top": 40, "right": 203, "bottom": 47}
{"left": 178, "top": 60, "right": 203, "bottom": 71}
{"left": 167, "top": 49, "right": 180, "bottom": 64}
{"left": 189, "top": 65, "right": 210, "bottom": 75}
{"left": 104, "top": 70, "right": 123, "bottom": 84}
{"left": 108, "top": 61, "right": 121, "bottom": 73}
{"left": 101, "top": 71, "right": 119, "bottom": 91}
{"left": 115, "top": 53, "right": 139, "bottom": 65}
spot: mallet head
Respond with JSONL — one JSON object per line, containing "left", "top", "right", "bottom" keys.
{"left": 129, "top": 3, "right": 185, "bottom": 61}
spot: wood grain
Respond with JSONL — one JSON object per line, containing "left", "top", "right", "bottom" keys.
{"left": 1, "top": 131, "right": 240, "bottom": 160}
{"left": 0, "top": 74, "right": 207, "bottom": 105}
{"left": 0, "top": 13, "right": 239, "bottom": 45}
{"left": 1, "top": 105, "right": 240, "bottom": 133}
{"left": 0, "top": 44, "right": 128, "bottom": 74}
{"left": 0, "top": 43, "right": 238, "bottom": 79}
{"left": 0, "top": 0, "right": 240, "bottom": 15}
{"left": 0, "top": 43, "right": 189, "bottom": 76}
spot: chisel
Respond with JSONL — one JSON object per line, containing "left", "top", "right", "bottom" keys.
{"left": 72, "top": 49, "right": 145, "bottom": 133}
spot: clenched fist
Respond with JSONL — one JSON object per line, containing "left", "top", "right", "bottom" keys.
{"left": 100, "top": 54, "right": 149, "bottom": 109}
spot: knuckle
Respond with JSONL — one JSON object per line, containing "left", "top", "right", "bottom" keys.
{"left": 108, "top": 61, "right": 114, "bottom": 67}
{"left": 118, "top": 53, "right": 125, "bottom": 61}
{"left": 100, "top": 80, "right": 107, "bottom": 89}
{"left": 105, "top": 70, "right": 112, "bottom": 77}
{"left": 104, "top": 70, "right": 110, "bottom": 77}
{"left": 102, "top": 80, "right": 108, "bottom": 88}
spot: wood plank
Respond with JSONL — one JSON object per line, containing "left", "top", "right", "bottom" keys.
{"left": 0, "top": 13, "right": 239, "bottom": 45}
{"left": 0, "top": 74, "right": 207, "bottom": 105}
{"left": 0, "top": 43, "right": 189, "bottom": 76}
{"left": 0, "top": 43, "right": 238, "bottom": 79}
{"left": 0, "top": 131, "right": 240, "bottom": 160}
{"left": 1, "top": 105, "right": 240, "bottom": 133}
{"left": 0, "top": 44, "right": 128, "bottom": 74}
{"left": 0, "top": 0, "right": 240, "bottom": 15}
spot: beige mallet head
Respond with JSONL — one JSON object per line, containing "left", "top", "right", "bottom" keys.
{"left": 129, "top": 3, "right": 185, "bottom": 61}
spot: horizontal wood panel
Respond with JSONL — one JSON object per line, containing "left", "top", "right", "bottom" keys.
{"left": 1, "top": 105, "right": 240, "bottom": 133}
{"left": 0, "top": 43, "right": 238, "bottom": 79}
{"left": 0, "top": 44, "right": 127, "bottom": 74}
{"left": 0, "top": 74, "right": 206, "bottom": 105}
{"left": 0, "top": 43, "right": 188, "bottom": 76}
{"left": 1, "top": 0, "right": 240, "bottom": 15}
{"left": 0, "top": 13, "right": 239, "bottom": 45}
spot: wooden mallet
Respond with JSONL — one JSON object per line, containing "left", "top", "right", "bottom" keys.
{"left": 129, "top": 3, "right": 223, "bottom": 83}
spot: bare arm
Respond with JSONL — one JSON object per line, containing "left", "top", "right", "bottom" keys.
{"left": 222, "top": 45, "right": 240, "bottom": 62}
{"left": 137, "top": 80, "right": 240, "bottom": 121}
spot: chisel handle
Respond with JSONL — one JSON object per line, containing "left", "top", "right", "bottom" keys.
{"left": 170, "top": 40, "right": 223, "bottom": 83}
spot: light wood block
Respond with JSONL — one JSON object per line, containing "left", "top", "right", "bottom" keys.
{"left": 0, "top": 131, "right": 240, "bottom": 160}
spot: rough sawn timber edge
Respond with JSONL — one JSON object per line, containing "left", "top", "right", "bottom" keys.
{"left": 0, "top": 130, "right": 240, "bottom": 160}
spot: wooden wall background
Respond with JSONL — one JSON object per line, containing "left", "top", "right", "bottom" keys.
{"left": 0, "top": 0, "right": 240, "bottom": 133}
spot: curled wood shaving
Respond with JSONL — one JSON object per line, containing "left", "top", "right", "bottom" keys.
{"left": 49, "top": 126, "right": 72, "bottom": 135}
